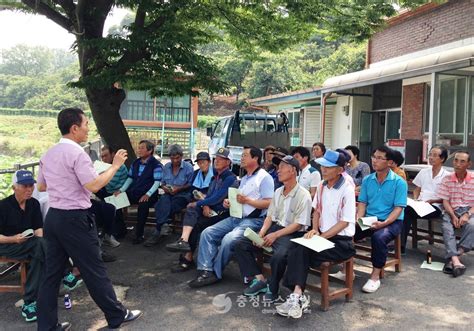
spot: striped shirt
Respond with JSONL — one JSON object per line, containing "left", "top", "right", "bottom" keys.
{"left": 437, "top": 171, "right": 474, "bottom": 209}
{"left": 105, "top": 164, "right": 128, "bottom": 194}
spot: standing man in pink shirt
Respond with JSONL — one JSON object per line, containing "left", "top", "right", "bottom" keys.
{"left": 36, "top": 108, "right": 142, "bottom": 330}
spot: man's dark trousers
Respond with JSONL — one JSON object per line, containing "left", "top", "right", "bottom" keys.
{"left": 0, "top": 237, "right": 46, "bottom": 304}
{"left": 37, "top": 208, "right": 126, "bottom": 330}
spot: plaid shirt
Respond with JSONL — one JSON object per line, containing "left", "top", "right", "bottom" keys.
{"left": 437, "top": 171, "right": 474, "bottom": 209}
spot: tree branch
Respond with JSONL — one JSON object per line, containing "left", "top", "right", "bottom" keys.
{"left": 21, "top": 0, "right": 73, "bottom": 32}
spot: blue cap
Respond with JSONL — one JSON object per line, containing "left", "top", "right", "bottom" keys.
{"left": 12, "top": 170, "right": 36, "bottom": 185}
{"left": 316, "top": 150, "right": 347, "bottom": 168}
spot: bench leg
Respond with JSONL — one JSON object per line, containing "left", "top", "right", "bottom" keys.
{"left": 412, "top": 218, "right": 418, "bottom": 249}
{"left": 320, "top": 264, "right": 330, "bottom": 311}
{"left": 395, "top": 235, "right": 402, "bottom": 273}
{"left": 345, "top": 259, "right": 354, "bottom": 302}
{"left": 20, "top": 262, "right": 27, "bottom": 294}
{"left": 428, "top": 219, "right": 434, "bottom": 245}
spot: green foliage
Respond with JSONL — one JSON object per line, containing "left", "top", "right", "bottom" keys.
{"left": 0, "top": 52, "right": 87, "bottom": 110}
{"left": 197, "top": 115, "right": 219, "bottom": 129}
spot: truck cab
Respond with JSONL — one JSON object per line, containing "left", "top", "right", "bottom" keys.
{"left": 208, "top": 111, "right": 290, "bottom": 174}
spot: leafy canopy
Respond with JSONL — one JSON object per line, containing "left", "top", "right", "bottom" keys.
{"left": 14, "top": 0, "right": 426, "bottom": 98}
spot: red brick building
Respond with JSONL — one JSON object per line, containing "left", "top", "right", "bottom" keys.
{"left": 323, "top": 0, "right": 474, "bottom": 165}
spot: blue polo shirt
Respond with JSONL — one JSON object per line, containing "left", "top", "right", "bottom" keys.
{"left": 359, "top": 170, "right": 407, "bottom": 221}
{"left": 162, "top": 160, "right": 194, "bottom": 187}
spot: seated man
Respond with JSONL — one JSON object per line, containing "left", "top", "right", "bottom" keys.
{"left": 116, "top": 140, "right": 163, "bottom": 244}
{"left": 270, "top": 147, "right": 289, "bottom": 190}
{"left": 401, "top": 145, "right": 450, "bottom": 253}
{"left": 145, "top": 144, "right": 194, "bottom": 247}
{"left": 235, "top": 155, "right": 312, "bottom": 301}
{"left": 166, "top": 148, "right": 236, "bottom": 272}
{"left": 0, "top": 170, "right": 45, "bottom": 322}
{"left": 291, "top": 146, "right": 321, "bottom": 199}
{"left": 354, "top": 146, "right": 407, "bottom": 293}
{"left": 278, "top": 150, "right": 355, "bottom": 318}
{"left": 191, "top": 151, "right": 213, "bottom": 196}
{"left": 189, "top": 146, "right": 274, "bottom": 288}
{"left": 438, "top": 150, "right": 474, "bottom": 277}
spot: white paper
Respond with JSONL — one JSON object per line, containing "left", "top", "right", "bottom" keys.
{"left": 407, "top": 198, "right": 436, "bottom": 217}
{"left": 93, "top": 160, "right": 112, "bottom": 174}
{"left": 21, "top": 229, "right": 34, "bottom": 238}
{"left": 357, "top": 216, "right": 378, "bottom": 231}
{"left": 420, "top": 261, "right": 444, "bottom": 272}
{"left": 208, "top": 209, "right": 218, "bottom": 217}
{"left": 228, "top": 188, "right": 243, "bottom": 219}
{"left": 105, "top": 192, "right": 131, "bottom": 209}
{"left": 291, "top": 235, "right": 335, "bottom": 253}
{"left": 244, "top": 227, "right": 272, "bottom": 253}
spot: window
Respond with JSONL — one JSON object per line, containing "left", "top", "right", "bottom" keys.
{"left": 423, "top": 84, "right": 431, "bottom": 133}
{"left": 438, "top": 77, "right": 466, "bottom": 134}
{"left": 287, "top": 110, "right": 301, "bottom": 146}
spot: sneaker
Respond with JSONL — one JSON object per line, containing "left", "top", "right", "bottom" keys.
{"left": 188, "top": 270, "right": 220, "bottom": 288}
{"left": 243, "top": 279, "right": 268, "bottom": 296}
{"left": 362, "top": 279, "right": 381, "bottom": 293}
{"left": 166, "top": 239, "right": 191, "bottom": 252}
{"left": 144, "top": 234, "right": 161, "bottom": 247}
{"left": 276, "top": 293, "right": 310, "bottom": 319}
{"left": 21, "top": 301, "right": 37, "bottom": 322}
{"left": 103, "top": 234, "right": 121, "bottom": 248}
{"left": 263, "top": 291, "right": 279, "bottom": 303}
{"left": 63, "top": 272, "right": 83, "bottom": 291}
{"left": 329, "top": 271, "right": 355, "bottom": 281}
{"left": 101, "top": 251, "right": 117, "bottom": 263}
{"left": 170, "top": 255, "right": 196, "bottom": 273}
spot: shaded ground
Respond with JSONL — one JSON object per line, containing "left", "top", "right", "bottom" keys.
{"left": 1, "top": 229, "right": 473, "bottom": 331}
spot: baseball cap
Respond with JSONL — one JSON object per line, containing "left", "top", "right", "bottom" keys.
{"left": 316, "top": 150, "right": 348, "bottom": 168}
{"left": 273, "top": 155, "right": 300, "bottom": 172}
{"left": 195, "top": 151, "right": 211, "bottom": 162}
{"left": 12, "top": 170, "right": 36, "bottom": 186}
{"left": 270, "top": 147, "right": 289, "bottom": 165}
{"left": 215, "top": 147, "right": 232, "bottom": 161}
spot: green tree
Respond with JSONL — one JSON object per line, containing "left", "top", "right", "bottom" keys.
{"left": 0, "top": 44, "right": 52, "bottom": 76}
{"left": 9, "top": 0, "right": 424, "bottom": 161}
{"left": 220, "top": 57, "right": 252, "bottom": 102}
{"left": 244, "top": 51, "right": 311, "bottom": 99}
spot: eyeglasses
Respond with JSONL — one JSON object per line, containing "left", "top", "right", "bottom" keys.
{"left": 371, "top": 156, "right": 387, "bottom": 161}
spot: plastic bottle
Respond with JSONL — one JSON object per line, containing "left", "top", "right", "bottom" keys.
{"left": 426, "top": 250, "right": 432, "bottom": 264}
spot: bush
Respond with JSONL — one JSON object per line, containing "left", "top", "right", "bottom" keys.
{"left": 197, "top": 115, "right": 219, "bottom": 128}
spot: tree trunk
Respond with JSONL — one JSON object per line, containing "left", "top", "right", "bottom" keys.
{"left": 85, "top": 87, "right": 136, "bottom": 166}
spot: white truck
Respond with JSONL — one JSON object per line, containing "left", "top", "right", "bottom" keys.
{"left": 207, "top": 111, "right": 290, "bottom": 174}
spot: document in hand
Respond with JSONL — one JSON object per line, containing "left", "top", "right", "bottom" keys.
{"left": 291, "top": 235, "right": 335, "bottom": 253}
{"left": 104, "top": 192, "right": 131, "bottom": 210}
{"left": 407, "top": 198, "right": 436, "bottom": 217}
{"left": 93, "top": 160, "right": 112, "bottom": 174}
{"left": 228, "top": 187, "right": 243, "bottom": 219}
{"left": 357, "top": 216, "right": 378, "bottom": 231}
{"left": 21, "top": 229, "right": 34, "bottom": 239}
{"left": 243, "top": 228, "right": 273, "bottom": 253}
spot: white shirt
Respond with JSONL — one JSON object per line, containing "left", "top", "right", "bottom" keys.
{"left": 298, "top": 164, "right": 321, "bottom": 191}
{"left": 239, "top": 168, "right": 274, "bottom": 218}
{"left": 413, "top": 166, "right": 450, "bottom": 208}
{"left": 312, "top": 176, "right": 356, "bottom": 237}
{"left": 267, "top": 183, "right": 312, "bottom": 229}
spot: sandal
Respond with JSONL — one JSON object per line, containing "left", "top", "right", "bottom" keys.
{"left": 442, "top": 261, "right": 453, "bottom": 274}
{"left": 452, "top": 264, "right": 466, "bottom": 278}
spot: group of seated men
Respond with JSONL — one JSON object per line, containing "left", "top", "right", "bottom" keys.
{"left": 2, "top": 140, "right": 474, "bottom": 322}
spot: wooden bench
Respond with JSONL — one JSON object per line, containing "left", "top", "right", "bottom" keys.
{"left": 411, "top": 217, "right": 461, "bottom": 249}
{"left": 0, "top": 257, "right": 28, "bottom": 294}
{"left": 259, "top": 253, "right": 354, "bottom": 311}
{"left": 354, "top": 234, "right": 401, "bottom": 278}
